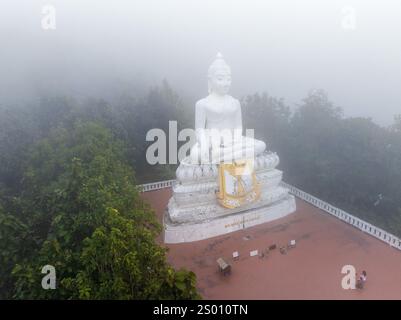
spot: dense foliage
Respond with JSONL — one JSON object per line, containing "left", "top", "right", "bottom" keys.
{"left": 0, "top": 109, "right": 199, "bottom": 299}
{"left": 242, "top": 89, "right": 401, "bottom": 235}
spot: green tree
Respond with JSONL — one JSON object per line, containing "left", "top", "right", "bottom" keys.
{"left": 1, "top": 122, "right": 199, "bottom": 299}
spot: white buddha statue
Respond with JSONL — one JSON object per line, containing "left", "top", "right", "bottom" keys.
{"left": 190, "top": 53, "right": 266, "bottom": 164}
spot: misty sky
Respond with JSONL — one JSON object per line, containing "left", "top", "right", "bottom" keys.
{"left": 1, "top": 0, "right": 400, "bottom": 126}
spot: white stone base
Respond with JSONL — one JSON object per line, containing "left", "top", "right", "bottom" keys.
{"left": 164, "top": 195, "right": 296, "bottom": 243}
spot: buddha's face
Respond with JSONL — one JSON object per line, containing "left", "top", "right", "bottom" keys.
{"left": 209, "top": 68, "right": 231, "bottom": 96}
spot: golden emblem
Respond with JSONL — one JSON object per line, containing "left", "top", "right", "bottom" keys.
{"left": 217, "top": 159, "right": 261, "bottom": 209}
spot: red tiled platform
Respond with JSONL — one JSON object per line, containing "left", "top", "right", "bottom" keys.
{"left": 141, "top": 188, "right": 401, "bottom": 299}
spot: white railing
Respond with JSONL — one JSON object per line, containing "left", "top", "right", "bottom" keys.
{"left": 280, "top": 181, "right": 401, "bottom": 251}
{"left": 139, "top": 179, "right": 176, "bottom": 192}
{"left": 138, "top": 179, "right": 401, "bottom": 251}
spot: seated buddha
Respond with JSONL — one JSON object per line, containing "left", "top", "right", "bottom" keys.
{"left": 190, "top": 53, "right": 266, "bottom": 164}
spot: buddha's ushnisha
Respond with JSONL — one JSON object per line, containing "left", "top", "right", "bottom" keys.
{"left": 190, "top": 53, "right": 266, "bottom": 164}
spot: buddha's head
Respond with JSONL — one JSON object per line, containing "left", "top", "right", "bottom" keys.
{"left": 207, "top": 52, "right": 231, "bottom": 96}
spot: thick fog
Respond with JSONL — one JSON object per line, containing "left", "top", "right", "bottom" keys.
{"left": 1, "top": 0, "right": 400, "bottom": 125}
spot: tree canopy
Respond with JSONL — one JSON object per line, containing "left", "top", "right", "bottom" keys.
{"left": 0, "top": 120, "right": 199, "bottom": 299}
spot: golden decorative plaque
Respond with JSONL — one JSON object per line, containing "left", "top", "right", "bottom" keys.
{"left": 217, "top": 159, "right": 261, "bottom": 209}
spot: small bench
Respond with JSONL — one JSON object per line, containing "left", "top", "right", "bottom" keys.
{"left": 287, "top": 240, "right": 296, "bottom": 249}
{"left": 232, "top": 251, "right": 239, "bottom": 260}
{"left": 217, "top": 258, "right": 231, "bottom": 276}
